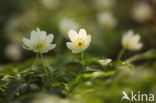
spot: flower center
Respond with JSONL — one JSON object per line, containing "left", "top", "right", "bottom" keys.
{"left": 41, "top": 40, "right": 47, "bottom": 49}
{"left": 73, "top": 37, "right": 85, "bottom": 49}
{"left": 37, "top": 40, "right": 47, "bottom": 51}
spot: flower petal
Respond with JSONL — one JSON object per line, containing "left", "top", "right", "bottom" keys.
{"left": 136, "top": 43, "right": 143, "bottom": 50}
{"left": 133, "top": 34, "right": 140, "bottom": 42}
{"left": 72, "top": 49, "right": 81, "bottom": 53}
{"left": 66, "top": 42, "right": 81, "bottom": 53}
{"left": 31, "top": 31, "right": 41, "bottom": 44}
{"left": 122, "top": 30, "right": 133, "bottom": 44}
{"left": 46, "top": 34, "right": 54, "bottom": 44}
{"left": 85, "top": 35, "right": 91, "bottom": 46}
{"left": 46, "top": 44, "right": 56, "bottom": 51}
{"left": 79, "top": 29, "right": 87, "bottom": 37}
{"left": 23, "top": 38, "right": 31, "bottom": 47}
{"left": 66, "top": 42, "right": 74, "bottom": 49}
{"left": 40, "top": 31, "right": 47, "bottom": 40}
{"left": 68, "top": 29, "right": 78, "bottom": 41}
{"left": 23, "top": 45, "right": 30, "bottom": 50}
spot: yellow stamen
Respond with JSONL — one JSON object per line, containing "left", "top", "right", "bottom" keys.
{"left": 73, "top": 37, "right": 85, "bottom": 49}
{"left": 37, "top": 40, "right": 47, "bottom": 51}
{"left": 41, "top": 40, "right": 47, "bottom": 50}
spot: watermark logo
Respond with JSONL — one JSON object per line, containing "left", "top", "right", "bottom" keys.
{"left": 121, "top": 91, "right": 154, "bottom": 102}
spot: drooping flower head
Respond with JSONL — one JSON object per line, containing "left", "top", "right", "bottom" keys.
{"left": 122, "top": 30, "right": 143, "bottom": 51}
{"left": 23, "top": 28, "right": 56, "bottom": 53}
{"left": 66, "top": 29, "right": 91, "bottom": 53}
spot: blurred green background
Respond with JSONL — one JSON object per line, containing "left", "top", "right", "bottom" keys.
{"left": 0, "top": 0, "right": 156, "bottom": 63}
{"left": 0, "top": 0, "right": 156, "bottom": 103}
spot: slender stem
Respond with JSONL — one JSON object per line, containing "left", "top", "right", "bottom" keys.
{"left": 126, "top": 55, "right": 140, "bottom": 63}
{"left": 117, "top": 48, "right": 125, "bottom": 61}
{"left": 33, "top": 53, "right": 39, "bottom": 68}
{"left": 126, "top": 50, "right": 154, "bottom": 63}
{"left": 40, "top": 53, "right": 48, "bottom": 78}
{"left": 81, "top": 51, "right": 85, "bottom": 70}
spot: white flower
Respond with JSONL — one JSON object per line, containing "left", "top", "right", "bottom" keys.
{"left": 59, "top": 18, "right": 79, "bottom": 37}
{"left": 66, "top": 29, "right": 91, "bottom": 53}
{"left": 23, "top": 28, "right": 56, "bottom": 53}
{"left": 97, "top": 11, "right": 117, "bottom": 29}
{"left": 122, "top": 30, "right": 143, "bottom": 51}
{"left": 132, "top": 2, "right": 153, "bottom": 23}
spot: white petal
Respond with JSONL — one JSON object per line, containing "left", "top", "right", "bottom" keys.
{"left": 85, "top": 35, "right": 91, "bottom": 46}
{"left": 133, "top": 34, "right": 140, "bottom": 42}
{"left": 79, "top": 29, "right": 87, "bottom": 37}
{"left": 46, "top": 44, "right": 56, "bottom": 51}
{"left": 123, "top": 30, "right": 133, "bottom": 39}
{"left": 122, "top": 31, "right": 133, "bottom": 45}
{"left": 23, "top": 45, "right": 30, "bottom": 50}
{"left": 40, "top": 31, "right": 47, "bottom": 40}
{"left": 68, "top": 29, "right": 78, "bottom": 42}
{"left": 23, "top": 38, "right": 31, "bottom": 47}
{"left": 66, "top": 42, "right": 81, "bottom": 53}
{"left": 136, "top": 43, "right": 143, "bottom": 50}
{"left": 31, "top": 31, "right": 41, "bottom": 44}
{"left": 46, "top": 34, "right": 54, "bottom": 44}
{"left": 66, "top": 42, "right": 74, "bottom": 49}
{"left": 72, "top": 49, "right": 81, "bottom": 53}
{"left": 31, "top": 31, "right": 37, "bottom": 40}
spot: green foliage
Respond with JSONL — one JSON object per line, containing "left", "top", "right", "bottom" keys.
{"left": 0, "top": 50, "right": 156, "bottom": 103}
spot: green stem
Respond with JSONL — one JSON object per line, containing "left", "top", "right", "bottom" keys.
{"left": 117, "top": 48, "right": 125, "bottom": 61}
{"left": 33, "top": 53, "right": 39, "bottom": 68}
{"left": 126, "top": 50, "right": 155, "bottom": 63}
{"left": 126, "top": 55, "right": 140, "bottom": 63}
{"left": 81, "top": 51, "right": 85, "bottom": 70}
{"left": 40, "top": 53, "right": 48, "bottom": 78}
